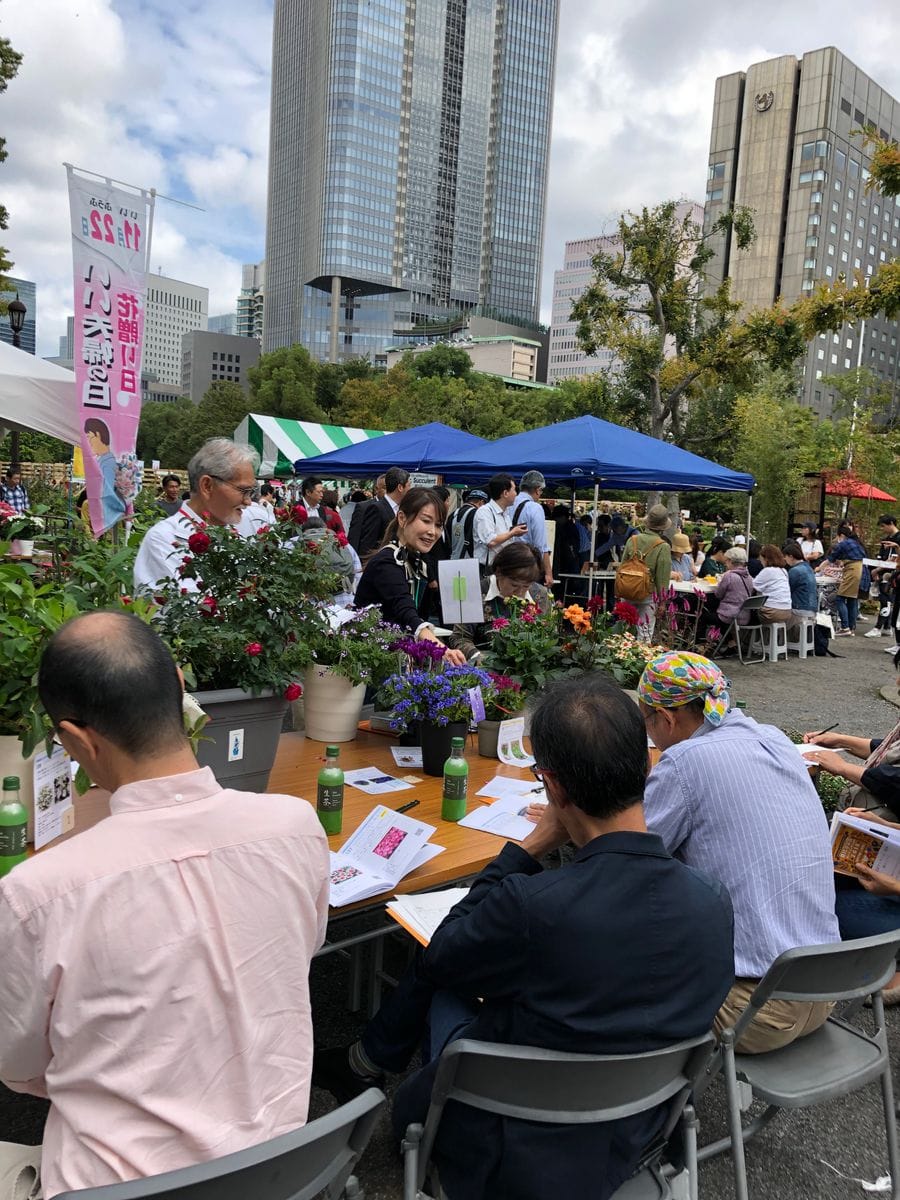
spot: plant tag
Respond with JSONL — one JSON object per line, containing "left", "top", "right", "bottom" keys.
{"left": 468, "top": 686, "right": 486, "bottom": 723}
{"left": 228, "top": 728, "right": 245, "bottom": 762}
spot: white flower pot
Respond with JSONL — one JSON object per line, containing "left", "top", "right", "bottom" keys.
{"left": 9, "top": 539, "right": 34, "bottom": 557}
{"left": 302, "top": 667, "right": 366, "bottom": 743}
{"left": 0, "top": 735, "right": 37, "bottom": 842}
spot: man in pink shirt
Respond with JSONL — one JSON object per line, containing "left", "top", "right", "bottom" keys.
{"left": 0, "top": 612, "right": 329, "bottom": 1198}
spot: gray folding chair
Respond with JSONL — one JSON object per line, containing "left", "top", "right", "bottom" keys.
{"left": 54, "top": 1088, "right": 386, "bottom": 1200}
{"left": 698, "top": 931, "right": 900, "bottom": 1200}
{"left": 714, "top": 594, "right": 766, "bottom": 664}
{"left": 401, "top": 1034, "right": 716, "bottom": 1200}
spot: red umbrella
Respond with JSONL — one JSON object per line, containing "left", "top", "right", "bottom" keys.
{"left": 823, "top": 473, "right": 896, "bottom": 502}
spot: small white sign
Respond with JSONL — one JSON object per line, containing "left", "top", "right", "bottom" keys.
{"left": 33, "top": 744, "right": 74, "bottom": 849}
{"left": 409, "top": 472, "right": 439, "bottom": 487}
{"left": 438, "top": 557, "right": 483, "bottom": 625}
{"left": 497, "top": 717, "right": 535, "bottom": 768}
{"left": 227, "top": 728, "right": 245, "bottom": 762}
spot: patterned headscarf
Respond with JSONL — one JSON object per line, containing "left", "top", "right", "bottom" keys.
{"left": 638, "top": 651, "right": 730, "bottom": 726}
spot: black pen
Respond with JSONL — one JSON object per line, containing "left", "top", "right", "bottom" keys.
{"left": 812, "top": 722, "right": 839, "bottom": 738}
{"left": 395, "top": 799, "right": 420, "bottom": 814}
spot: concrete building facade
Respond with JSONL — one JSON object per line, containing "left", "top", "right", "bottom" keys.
{"left": 181, "top": 331, "right": 260, "bottom": 405}
{"left": 264, "top": 0, "right": 558, "bottom": 364}
{"left": 1, "top": 276, "right": 36, "bottom": 355}
{"left": 704, "top": 47, "right": 900, "bottom": 417}
{"left": 237, "top": 261, "right": 265, "bottom": 343}
{"left": 385, "top": 333, "right": 540, "bottom": 382}
{"left": 144, "top": 273, "right": 209, "bottom": 387}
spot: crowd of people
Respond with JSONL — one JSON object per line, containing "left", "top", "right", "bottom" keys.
{"left": 5, "top": 439, "right": 900, "bottom": 1199}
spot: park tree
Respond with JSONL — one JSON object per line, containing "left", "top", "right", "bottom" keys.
{"left": 314, "top": 357, "right": 377, "bottom": 416}
{"left": 247, "top": 344, "right": 326, "bottom": 421}
{"left": 0, "top": 22, "right": 23, "bottom": 310}
{"left": 405, "top": 343, "right": 473, "bottom": 381}
{"left": 136, "top": 397, "right": 193, "bottom": 463}
{"left": 571, "top": 201, "right": 808, "bottom": 444}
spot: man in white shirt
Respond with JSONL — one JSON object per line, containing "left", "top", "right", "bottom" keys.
{"left": 473, "top": 473, "right": 527, "bottom": 570}
{"left": 510, "top": 470, "right": 552, "bottom": 586}
{"left": 0, "top": 611, "right": 329, "bottom": 1197}
{"left": 133, "top": 438, "right": 263, "bottom": 593}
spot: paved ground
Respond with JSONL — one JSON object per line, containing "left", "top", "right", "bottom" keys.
{"left": 4, "top": 623, "right": 900, "bottom": 1198}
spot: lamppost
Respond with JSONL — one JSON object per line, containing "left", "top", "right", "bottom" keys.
{"left": 6, "top": 292, "right": 26, "bottom": 466}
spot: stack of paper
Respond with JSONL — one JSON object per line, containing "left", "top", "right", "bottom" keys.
{"left": 830, "top": 810, "right": 900, "bottom": 880}
{"left": 386, "top": 887, "right": 471, "bottom": 946}
{"left": 329, "top": 804, "right": 445, "bottom": 906}
{"left": 456, "top": 776, "right": 546, "bottom": 842}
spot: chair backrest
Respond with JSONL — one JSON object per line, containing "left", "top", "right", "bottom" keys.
{"left": 738, "top": 595, "right": 767, "bottom": 613}
{"left": 416, "top": 1035, "right": 715, "bottom": 1189}
{"left": 53, "top": 1089, "right": 386, "bottom": 1200}
{"left": 745, "top": 931, "right": 900, "bottom": 1012}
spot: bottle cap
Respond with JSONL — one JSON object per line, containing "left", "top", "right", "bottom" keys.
{"left": 325, "top": 745, "right": 340, "bottom": 757}
{"left": 450, "top": 737, "right": 465, "bottom": 749}
{"left": 2, "top": 776, "right": 20, "bottom": 791}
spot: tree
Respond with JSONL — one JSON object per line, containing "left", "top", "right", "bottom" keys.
{"left": 571, "top": 201, "right": 808, "bottom": 444}
{"left": 314, "top": 357, "right": 377, "bottom": 416}
{"left": 405, "top": 343, "right": 472, "bottom": 381}
{"left": 136, "top": 398, "right": 193, "bottom": 463}
{"left": 247, "top": 345, "right": 326, "bottom": 421}
{"left": 0, "top": 22, "right": 23, "bottom": 311}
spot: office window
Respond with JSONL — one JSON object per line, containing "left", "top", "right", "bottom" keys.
{"left": 841, "top": 250, "right": 849, "bottom": 262}
{"left": 855, "top": 108, "right": 865, "bottom": 124}
{"left": 827, "top": 244, "right": 835, "bottom": 255}
{"left": 816, "top": 140, "right": 829, "bottom": 157}
{"left": 834, "top": 179, "right": 842, "bottom": 192}
{"left": 808, "top": 213, "right": 820, "bottom": 225}
{"left": 806, "top": 235, "right": 819, "bottom": 247}
{"left": 804, "top": 257, "right": 817, "bottom": 269}
{"left": 708, "top": 161, "right": 725, "bottom": 179}
{"left": 707, "top": 188, "right": 723, "bottom": 201}
{"left": 832, "top": 201, "right": 840, "bottom": 213}
{"left": 848, "top": 187, "right": 856, "bottom": 200}
{"left": 844, "top": 358, "right": 851, "bottom": 369}
{"left": 835, "top": 148, "right": 847, "bottom": 171}
{"left": 841, "top": 98, "right": 852, "bottom": 115}
{"left": 801, "top": 141, "right": 816, "bottom": 161}
{"left": 849, "top": 159, "right": 860, "bottom": 178}
{"left": 825, "top": 265, "right": 833, "bottom": 277}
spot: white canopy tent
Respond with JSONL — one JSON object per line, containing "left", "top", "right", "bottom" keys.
{"left": 0, "top": 340, "right": 79, "bottom": 446}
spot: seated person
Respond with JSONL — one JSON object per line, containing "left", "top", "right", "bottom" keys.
{"left": 703, "top": 546, "right": 754, "bottom": 653}
{"left": 746, "top": 538, "right": 763, "bottom": 577}
{"left": 751, "top": 544, "right": 794, "bottom": 624}
{"left": 0, "top": 612, "right": 330, "bottom": 1197}
{"left": 639, "top": 651, "right": 840, "bottom": 1054}
{"left": 300, "top": 515, "right": 358, "bottom": 605}
{"left": 782, "top": 539, "right": 818, "bottom": 621}
{"left": 449, "top": 541, "right": 551, "bottom": 660}
{"left": 315, "top": 674, "right": 734, "bottom": 1200}
{"left": 669, "top": 531, "right": 696, "bottom": 580}
{"left": 699, "top": 536, "right": 731, "bottom": 578}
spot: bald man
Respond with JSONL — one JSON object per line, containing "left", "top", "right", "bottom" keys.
{"left": 0, "top": 611, "right": 329, "bottom": 1197}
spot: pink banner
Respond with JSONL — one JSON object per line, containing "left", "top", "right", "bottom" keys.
{"left": 67, "top": 167, "right": 153, "bottom": 536}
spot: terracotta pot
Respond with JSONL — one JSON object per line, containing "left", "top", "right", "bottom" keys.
{"left": 302, "top": 667, "right": 366, "bottom": 743}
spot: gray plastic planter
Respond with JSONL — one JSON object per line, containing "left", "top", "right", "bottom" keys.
{"left": 191, "top": 688, "right": 287, "bottom": 793}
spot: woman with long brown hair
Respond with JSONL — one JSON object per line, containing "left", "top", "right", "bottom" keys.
{"left": 751, "top": 544, "right": 794, "bottom": 624}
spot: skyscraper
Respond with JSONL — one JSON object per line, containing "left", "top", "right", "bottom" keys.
{"left": 264, "top": 0, "right": 558, "bottom": 362}
{"left": 703, "top": 47, "right": 900, "bottom": 418}
{"left": 237, "top": 261, "right": 265, "bottom": 343}
{"left": 143, "top": 273, "right": 209, "bottom": 387}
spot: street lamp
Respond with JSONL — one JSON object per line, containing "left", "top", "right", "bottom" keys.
{"left": 6, "top": 293, "right": 26, "bottom": 466}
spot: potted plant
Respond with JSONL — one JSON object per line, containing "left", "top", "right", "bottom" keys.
{"left": 294, "top": 606, "right": 402, "bottom": 742}
{"left": 153, "top": 513, "right": 337, "bottom": 790}
{"left": 477, "top": 673, "right": 526, "bottom": 758}
{"left": 478, "top": 597, "right": 563, "bottom": 692}
{"left": 558, "top": 596, "right": 665, "bottom": 691}
{"left": 0, "top": 502, "right": 45, "bottom": 557}
{"left": 380, "top": 662, "right": 494, "bottom": 775}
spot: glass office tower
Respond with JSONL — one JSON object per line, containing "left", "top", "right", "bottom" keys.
{"left": 264, "top": 0, "right": 558, "bottom": 361}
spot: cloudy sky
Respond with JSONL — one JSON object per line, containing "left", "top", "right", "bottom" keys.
{"left": 3, "top": 0, "right": 900, "bottom": 356}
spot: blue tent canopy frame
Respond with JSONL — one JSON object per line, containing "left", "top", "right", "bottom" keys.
{"left": 293, "top": 421, "right": 487, "bottom": 476}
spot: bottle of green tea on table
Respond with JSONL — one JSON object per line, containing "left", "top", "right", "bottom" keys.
{"left": 317, "top": 746, "right": 344, "bottom": 835}
{"left": 0, "top": 775, "right": 28, "bottom": 878}
{"left": 441, "top": 737, "right": 468, "bottom": 822}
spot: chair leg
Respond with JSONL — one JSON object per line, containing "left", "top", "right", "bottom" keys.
{"left": 722, "top": 1042, "right": 750, "bottom": 1200}
{"left": 402, "top": 1125, "right": 423, "bottom": 1200}
{"left": 879, "top": 1067, "right": 900, "bottom": 1200}
{"left": 683, "top": 1104, "right": 699, "bottom": 1200}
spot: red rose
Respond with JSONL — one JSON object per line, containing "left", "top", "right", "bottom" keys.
{"left": 245, "top": 642, "right": 263, "bottom": 656}
{"left": 256, "top": 524, "right": 270, "bottom": 536}
{"left": 188, "top": 531, "right": 211, "bottom": 554}
{"left": 290, "top": 504, "right": 309, "bottom": 525}
{"left": 198, "top": 595, "right": 218, "bottom": 617}
{"left": 284, "top": 682, "right": 303, "bottom": 702}
{"left": 182, "top": 556, "right": 192, "bottom": 565}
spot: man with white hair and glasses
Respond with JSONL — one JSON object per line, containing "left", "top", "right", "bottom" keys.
{"left": 133, "top": 438, "right": 263, "bottom": 593}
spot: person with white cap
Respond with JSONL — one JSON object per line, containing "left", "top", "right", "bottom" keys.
{"left": 510, "top": 470, "right": 553, "bottom": 587}
{"left": 733, "top": 533, "right": 747, "bottom": 546}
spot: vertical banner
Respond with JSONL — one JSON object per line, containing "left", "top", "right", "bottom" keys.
{"left": 66, "top": 166, "right": 154, "bottom": 536}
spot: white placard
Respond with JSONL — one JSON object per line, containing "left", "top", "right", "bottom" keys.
{"left": 33, "top": 745, "right": 75, "bottom": 849}
{"left": 497, "top": 717, "right": 535, "bottom": 767}
{"left": 438, "top": 557, "right": 484, "bottom": 625}
{"left": 390, "top": 746, "right": 423, "bottom": 768}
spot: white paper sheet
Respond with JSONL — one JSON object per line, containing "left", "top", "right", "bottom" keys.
{"left": 387, "top": 887, "right": 470, "bottom": 945}
{"left": 497, "top": 717, "right": 535, "bottom": 767}
{"left": 343, "top": 767, "right": 414, "bottom": 795}
{"left": 328, "top": 805, "right": 439, "bottom": 905}
{"left": 476, "top": 775, "right": 543, "bottom": 801}
{"left": 33, "top": 745, "right": 74, "bottom": 850}
{"left": 459, "top": 793, "right": 545, "bottom": 841}
{"left": 390, "top": 746, "right": 423, "bottom": 768}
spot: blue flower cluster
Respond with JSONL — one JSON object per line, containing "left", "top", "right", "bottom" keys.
{"left": 383, "top": 663, "right": 493, "bottom": 728}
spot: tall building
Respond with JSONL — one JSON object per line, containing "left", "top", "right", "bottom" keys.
{"left": 181, "top": 331, "right": 261, "bottom": 405}
{"left": 264, "top": 0, "right": 558, "bottom": 363}
{"left": 703, "top": 47, "right": 900, "bottom": 417}
{"left": 549, "top": 202, "right": 704, "bottom": 385}
{"left": 0, "top": 276, "right": 36, "bottom": 355}
{"left": 208, "top": 312, "right": 237, "bottom": 335}
{"left": 144, "top": 273, "right": 209, "bottom": 387}
{"left": 237, "top": 261, "right": 265, "bottom": 343}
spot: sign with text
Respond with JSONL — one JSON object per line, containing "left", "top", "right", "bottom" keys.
{"left": 67, "top": 165, "right": 154, "bottom": 536}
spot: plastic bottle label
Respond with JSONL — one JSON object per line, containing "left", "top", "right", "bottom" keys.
{"left": 317, "top": 785, "right": 344, "bottom": 812}
{"left": 0, "top": 825, "right": 26, "bottom": 856}
{"left": 442, "top": 774, "right": 468, "bottom": 802}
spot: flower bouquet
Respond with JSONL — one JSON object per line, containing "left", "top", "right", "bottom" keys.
{"left": 380, "top": 662, "right": 494, "bottom": 774}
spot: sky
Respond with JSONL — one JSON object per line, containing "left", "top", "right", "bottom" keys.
{"left": 3, "top": 0, "right": 900, "bottom": 358}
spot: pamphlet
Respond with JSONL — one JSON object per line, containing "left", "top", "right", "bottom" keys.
{"left": 343, "top": 767, "right": 414, "bottom": 796}
{"left": 390, "top": 746, "right": 423, "bottom": 769}
{"left": 33, "top": 745, "right": 75, "bottom": 849}
{"left": 830, "top": 810, "right": 900, "bottom": 880}
{"left": 496, "top": 717, "right": 535, "bottom": 767}
{"left": 386, "top": 887, "right": 471, "bottom": 946}
{"left": 329, "top": 804, "right": 441, "bottom": 906}
{"left": 459, "top": 793, "right": 544, "bottom": 842}
{"left": 476, "top": 776, "right": 542, "bottom": 802}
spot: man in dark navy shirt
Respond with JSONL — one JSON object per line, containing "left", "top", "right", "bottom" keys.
{"left": 315, "top": 674, "right": 734, "bottom": 1200}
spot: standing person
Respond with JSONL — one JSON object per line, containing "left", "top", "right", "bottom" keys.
{"left": 472, "top": 474, "right": 526, "bottom": 572}
{"left": 639, "top": 651, "right": 839, "bottom": 1054}
{"left": 550, "top": 504, "right": 581, "bottom": 584}
{"left": 348, "top": 466, "right": 410, "bottom": 558}
{"left": 316, "top": 674, "right": 734, "bottom": 1200}
{"left": 423, "top": 486, "right": 452, "bottom": 620}
{"left": 751, "top": 544, "right": 794, "bottom": 625}
{"left": 0, "top": 465, "right": 28, "bottom": 513}
{"left": 0, "top": 611, "right": 329, "bottom": 1197}
{"left": 155, "top": 475, "right": 183, "bottom": 518}
{"left": 339, "top": 488, "right": 368, "bottom": 533}
{"left": 258, "top": 482, "right": 277, "bottom": 516}
{"left": 817, "top": 522, "right": 864, "bottom": 636}
{"left": 444, "top": 488, "right": 487, "bottom": 560}
{"left": 300, "top": 476, "right": 344, "bottom": 534}
{"left": 865, "top": 515, "right": 900, "bottom": 639}
{"left": 353, "top": 487, "right": 465, "bottom": 663}
{"left": 798, "top": 521, "right": 825, "bottom": 566}
{"left": 618, "top": 504, "right": 673, "bottom": 641}
{"left": 510, "top": 470, "right": 553, "bottom": 586}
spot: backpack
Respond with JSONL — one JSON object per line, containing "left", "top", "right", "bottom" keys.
{"left": 447, "top": 505, "right": 477, "bottom": 559}
{"left": 615, "top": 536, "right": 663, "bottom": 603}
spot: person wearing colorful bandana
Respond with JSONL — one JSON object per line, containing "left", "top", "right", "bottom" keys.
{"left": 639, "top": 651, "right": 840, "bottom": 1054}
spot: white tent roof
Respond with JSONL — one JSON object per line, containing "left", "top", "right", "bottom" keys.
{"left": 0, "top": 340, "right": 79, "bottom": 446}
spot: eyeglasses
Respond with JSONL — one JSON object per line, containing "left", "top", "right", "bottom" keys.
{"left": 208, "top": 474, "right": 255, "bottom": 501}
{"left": 51, "top": 719, "right": 88, "bottom": 746}
{"left": 529, "top": 764, "right": 548, "bottom": 783}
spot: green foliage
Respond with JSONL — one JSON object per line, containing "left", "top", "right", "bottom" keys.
{"left": 0, "top": 429, "right": 71, "bottom": 464}
{"left": 136, "top": 398, "right": 193, "bottom": 464}
{"left": 248, "top": 344, "right": 326, "bottom": 421}
{"left": 478, "top": 598, "right": 563, "bottom": 692}
{"left": 294, "top": 605, "right": 403, "bottom": 687}
{"left": 405, "top": 343, "right": 473, "bottom": 380}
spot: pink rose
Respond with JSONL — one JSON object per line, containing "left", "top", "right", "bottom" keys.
{"left": 245, "top": 642, "right": 263, "bottom": 656}
{"left": 198, "top": 595, "right": 218, "bottom": 617}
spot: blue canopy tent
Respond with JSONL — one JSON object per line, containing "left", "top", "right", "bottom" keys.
{"left": 293, "top": 421, "right": 487, "bottom": 476}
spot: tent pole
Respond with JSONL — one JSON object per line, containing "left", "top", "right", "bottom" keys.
{"left": 746, "top": 494, "right": 752, "bottom": 542}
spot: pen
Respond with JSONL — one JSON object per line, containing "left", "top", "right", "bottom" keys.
{"left": 395, "top": 799, "right": 420, "bottom": 814}
{"left": 812, "top": 722, "right": 839, "bottom": 738}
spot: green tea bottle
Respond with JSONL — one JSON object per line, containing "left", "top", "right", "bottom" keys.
{"left": 441, "top": 737, "right": 468, "bottom": 822}
{"left": 0, "top": 775, "right": 28, "bottom": 878}
{"left": 317, "top": 746, "right": 344, "bottom": 835}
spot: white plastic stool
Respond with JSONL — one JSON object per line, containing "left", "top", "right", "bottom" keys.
{"left": 761, "top": 621, "right": 788, "bottom": 662}
{"left": 787, "top": 616, "right": 815, "bottom": 660}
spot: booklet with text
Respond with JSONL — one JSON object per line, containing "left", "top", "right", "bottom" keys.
{"left": 386, "top": 887, "right": 471, "bottom": 946}
{"left": 329, "top": 804, "right": 443, "bottom": 906}
{"left": 830, "top": 810, "right": 900, "bottom": 880}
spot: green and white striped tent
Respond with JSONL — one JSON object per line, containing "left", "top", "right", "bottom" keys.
{"left": 234, "top": 414, "right": 388, "bottom": 478}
